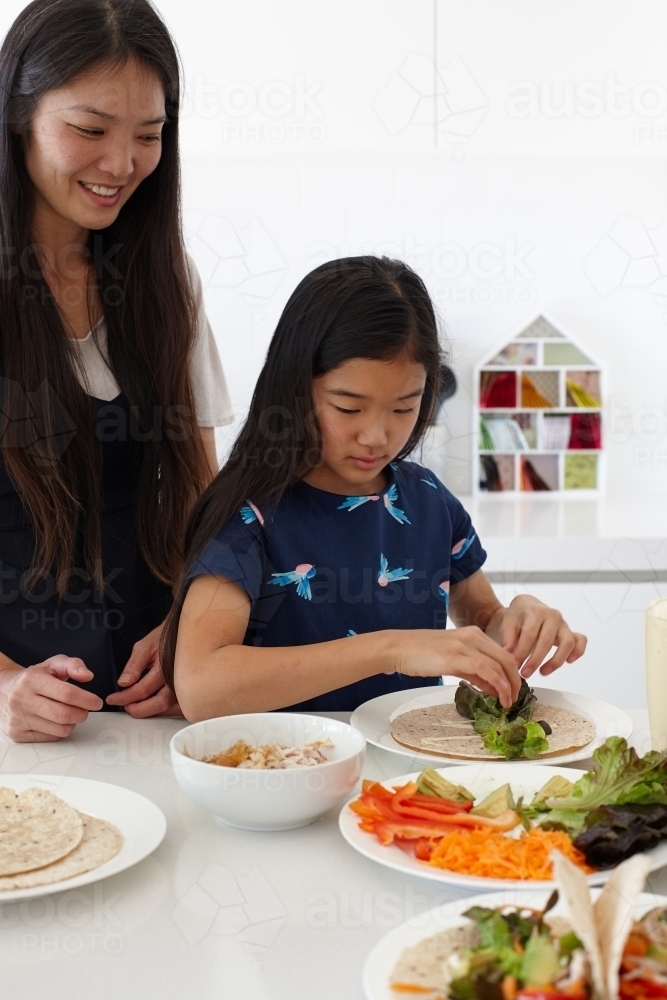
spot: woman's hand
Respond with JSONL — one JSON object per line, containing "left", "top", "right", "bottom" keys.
{"left": 106, "top": 623, "right": 182, "bottom": 718}
{"left": 392, "top": 626, "right": 522, "bottom": 708}
{"left": 0, "top": 656, "right": 103, "bottom": 742}
{"left": 484, "top": 595, "right": 587, "bottom": 678}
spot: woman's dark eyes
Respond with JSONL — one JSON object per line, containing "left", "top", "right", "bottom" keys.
{"left": 72, "top": 125, "right": 160, "bottom": 142}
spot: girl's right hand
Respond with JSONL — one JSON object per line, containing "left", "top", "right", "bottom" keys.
{"left": 0, "top": 656, "right": 103, "bottom": 742}
{"left": 392, "top": 626, "right": 522, "bottom": 708}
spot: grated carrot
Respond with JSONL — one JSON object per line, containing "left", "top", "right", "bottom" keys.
{"left": 428, "top": 826, "right": 594, "bottom": 880}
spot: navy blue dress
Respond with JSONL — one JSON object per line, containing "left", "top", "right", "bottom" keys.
{"left": 0, "top": 392, "right": 173, "bottom": 704}
{"left": 187, "top": 460, "right": 486, "bottom": 711}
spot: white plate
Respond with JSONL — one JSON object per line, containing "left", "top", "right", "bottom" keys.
{"left": 0, "top": 774, "right": 167, "bottom": 902}
{"left": 339, "top": 761, "right": 667, "bottom": 890}
{"left": 363, "top": 889, "right": 667, "bottom": 1000}
{"left": 350, "top": 686, "right": 633, "bottom": 766}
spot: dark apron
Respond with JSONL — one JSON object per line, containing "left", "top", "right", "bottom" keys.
{"left": 0, "top": 392, "right": 173, "bottom": 704}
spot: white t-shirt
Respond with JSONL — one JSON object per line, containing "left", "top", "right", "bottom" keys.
{"left": 70, "top": 254, "right": 234, "bottom": 427}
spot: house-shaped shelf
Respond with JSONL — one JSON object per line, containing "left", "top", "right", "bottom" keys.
{"left": 474, "top": 315, "right": 603, "bottom": 495}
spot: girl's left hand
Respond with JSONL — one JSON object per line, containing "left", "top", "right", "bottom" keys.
{"left": 484, "top": 595, "right": 587, "bottom": 678}
{"left": 105, "top": 623, "right": 182, "bottom": 717}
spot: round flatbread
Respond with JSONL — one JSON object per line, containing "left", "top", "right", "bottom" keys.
{"left": 0, "top": 787, "right": 84, "bottom": 876}
{"left": 389, "top": 702, "right": 596, "bottom": 759}
{"left": 390, "top": 922, "right": 480, "bottom": 999}
{"left": 0, "top": 811, "right": 123, "bottom": 891}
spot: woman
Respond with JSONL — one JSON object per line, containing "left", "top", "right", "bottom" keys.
{"left": 0, "top": 0, "right": 233, "bottom": 741}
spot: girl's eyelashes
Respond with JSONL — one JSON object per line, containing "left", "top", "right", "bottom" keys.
{"left": 333, "top": 404, "right": 416, "bottom": 416}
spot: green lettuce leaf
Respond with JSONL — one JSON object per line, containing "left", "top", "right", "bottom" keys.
{"left": 539, "top": 737, "right": 667, "bottom": 833}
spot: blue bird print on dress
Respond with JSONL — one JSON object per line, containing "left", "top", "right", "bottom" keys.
{"left": 389, "top": 462, "right": 399, "bottom": 471}
{"left": 239, "top": 500, "right": 264, "bottom": 525}
{"left": 451, "top": 530, "right": 476, "bottom": 560}
{"left": 420, "top": 475, "right": 437, "bottom": 489}
{"left": 383, "top": 484, "right": 410, "bottom": 524}
{"left": 347, "top": 629, "right": 358, "bottom": 636}
{"left": 377, "top": 554, "right": 413, "bottom": 587}
{"left": 337, "top": 493, "right": 380, "bottom": 512}
{"left": 338, "top": 484, "right": 409, "bottom": 524}
{"left": 437, "top": 579, "right": 450, "bottom": 610}
{"left": 267, "top": 563, "right": 317, "bottom": 600}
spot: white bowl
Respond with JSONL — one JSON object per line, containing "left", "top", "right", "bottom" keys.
{"left": 170, "top": 713, "right": 366, "bottom": 831}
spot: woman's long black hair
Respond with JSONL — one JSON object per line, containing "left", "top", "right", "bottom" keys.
{"left": 0, "top": 0, "right": 208, "bottom": 595}
{"left": 161, "top": 255, "right": 446, "bottom": 688}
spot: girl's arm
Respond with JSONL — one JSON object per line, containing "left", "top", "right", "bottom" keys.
{"left": 448, "top": 569, "right": 587, "bottom": 677}
{"left": 174, "top": 574, "right": 522, "bottom": 720}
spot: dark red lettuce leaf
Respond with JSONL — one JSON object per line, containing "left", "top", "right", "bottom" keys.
{"left": 573, "top": 802, "right": 667, "bottom": 868}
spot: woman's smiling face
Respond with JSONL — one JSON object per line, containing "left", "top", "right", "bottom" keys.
{"left": 23, "top": 57, "right": 166, "bottom": 234}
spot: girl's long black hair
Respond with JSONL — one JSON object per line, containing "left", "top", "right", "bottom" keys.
{"left": 161, "top": 255, "right": 445, "bottom": 688}
{"left": 0, "top": 0, "right": 208, "bottom": 595}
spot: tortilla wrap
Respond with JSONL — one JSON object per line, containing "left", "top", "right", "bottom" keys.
{"left": 0, "top": 787, "right": 84, "bottom": 876}
{"left": 390, "top": 922, "right": 480, "bottom": 999}
{"left": 389, "top": 702, "right": 596, "bottom": 759}
{"left": 552, "top": 850, "right": 651, "bottom": 1000}
{"left": 0, "top": 812, "right": 123, "bottom": 891}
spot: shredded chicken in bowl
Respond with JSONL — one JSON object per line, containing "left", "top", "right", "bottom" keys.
{"left": 198, "top": 738, "right": 335, "bottom": 769}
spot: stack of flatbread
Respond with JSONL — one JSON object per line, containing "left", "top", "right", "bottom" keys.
{"left": 0, "top": 787, "right": 122, "bottom": 891}
{"left": 390, "top": 700, "right": 596, "bottom": 760}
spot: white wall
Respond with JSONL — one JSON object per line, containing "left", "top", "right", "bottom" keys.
{"left": 3, "top": 0, "right": 667, "bottom": 496}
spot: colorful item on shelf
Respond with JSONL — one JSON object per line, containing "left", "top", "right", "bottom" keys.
{"left": 480, "top": 456, "right": 502, "bottom": 491}
{"left": 542, "top": 415, "right": 571, "bottom": 451}
{"left": 566, "top": 377, "right": 600, "bottom": 408}
{"left": 521, "top": 373, "right": 553, "bottom": 408}
{"left": 521, "top": 458, "right": 551, "bottom": 491}
{"left": 564, "top": 454, "right": 597, "bottom": 489}
{"left": 479, "top": 417, "right": 529, "bottom": 452}
{"left": 479, "top": 371, "right": 516, "bottom": 408}
{"left": 544, "top": 342, "right": 592, "bottom": 365}
{"left": 488, "top": 343, "right": 537, "bottom": 366}
{"left": 569, "top": 413, "right": 601, "bottom": 450}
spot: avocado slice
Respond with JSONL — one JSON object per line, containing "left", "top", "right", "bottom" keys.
{"left": 520, "top": 934, "right": 561, "bottom": 986}
{"left": 416, "top": 766, "right": 474, "bottom": 804}
{"left": 470, "top": 783, "right": 516, "bottom": 818}
{"left": 531, "top": 775, "right": 574, "bottom": 806}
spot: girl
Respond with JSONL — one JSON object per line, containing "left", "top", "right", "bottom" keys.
{"left": 162, "top": 257, "right": 586, "bottom": 718}
{"left": 0, "top": 0, "right": 233, "bottom": 741}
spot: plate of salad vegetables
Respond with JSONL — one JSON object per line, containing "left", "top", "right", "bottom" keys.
{"left": 351, "top": 683, "right": 633, "bottom": 766}
{"left": 363, "top": 851, "right": 667, "bottom": 1000}
{"left": 339, "top": 737, "right": 667, "bottom": 890}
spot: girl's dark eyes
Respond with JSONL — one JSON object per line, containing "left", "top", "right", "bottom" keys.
{"left": 334, "top": 405, "right": 416, "bottom": 415}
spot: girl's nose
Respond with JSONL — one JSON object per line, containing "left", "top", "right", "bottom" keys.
{"left": 357, "top": 420, "right": 388, "bottom": 447}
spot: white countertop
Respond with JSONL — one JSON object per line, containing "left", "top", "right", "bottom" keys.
{"left": 458, "top": 494, "right": 667, "bottom": 576}
{"left": 0, "top": 709, "right": 661, "bottom": 1000}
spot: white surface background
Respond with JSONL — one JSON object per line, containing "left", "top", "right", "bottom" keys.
{"left": 2, "top": 0, "right": 664, "bottom": 495}
{"left": 0, "top": 711, "right": 658, "bottom": 1000}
